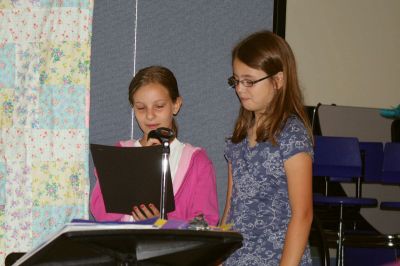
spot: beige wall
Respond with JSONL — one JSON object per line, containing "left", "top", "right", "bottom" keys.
{"left": 286, "top": 0, "right": 400, "bottom": 109}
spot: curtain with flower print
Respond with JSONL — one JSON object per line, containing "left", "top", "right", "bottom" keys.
{"left": 0, "top": 0, "right": 92, "bottom": 261}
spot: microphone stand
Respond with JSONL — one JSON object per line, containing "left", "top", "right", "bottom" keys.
{"left": 148, "top": 127, "right": 174, "bottom": 220}
{"left": 160, "top": 140, "right": 170, "bottom": 220}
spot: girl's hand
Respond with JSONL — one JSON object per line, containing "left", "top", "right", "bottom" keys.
{"left": 141, "top": 137, "right": 161, "bottom": 147}
{"left": 132, "top": 203, "right": 160, "bottom": 221}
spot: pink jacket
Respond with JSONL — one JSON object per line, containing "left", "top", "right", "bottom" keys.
{"left": 90, "top": 140, "right": 219, "bottom": 225}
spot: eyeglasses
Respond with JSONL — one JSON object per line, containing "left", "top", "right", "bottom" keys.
{"left": 227, "top": 74, "right": 274, "bottom": 88}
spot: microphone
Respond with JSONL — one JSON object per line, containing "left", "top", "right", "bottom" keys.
{"left": 147, "top": 127, "right": 175, "bottom": 144}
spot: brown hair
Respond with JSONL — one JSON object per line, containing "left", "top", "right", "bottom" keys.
{"left": 231, "top": 30, "right": 312, "bottom": 144}
{"left": 128, "top": 66, "right": 180, "bottom": 135}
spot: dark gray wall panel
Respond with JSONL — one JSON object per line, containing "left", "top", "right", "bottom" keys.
{"left": 90, "top": 0, "right": 274, "bottom": 219}
{"left": 90, "top": 0, "right": 137, "bottom": 191}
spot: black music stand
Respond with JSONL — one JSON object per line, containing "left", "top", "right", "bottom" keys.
{"left": 10, "top": 226, "right": 243, "bottom": 266}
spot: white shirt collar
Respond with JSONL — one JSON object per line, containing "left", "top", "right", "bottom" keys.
{"left": 133, "top": 138, "right": 184, "bottom": 181}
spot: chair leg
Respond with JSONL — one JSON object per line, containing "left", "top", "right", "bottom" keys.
{"left": 337, "top": 204, "right": 344, "bottom": 266}
{"left": 325, "top": 176, "right": 329, "bottom": 196}
{"left": 313, "top": 215, "right": 330, "bottom": 266}
{"left": 356, "top": 177, "right": 362, "bottom": 198}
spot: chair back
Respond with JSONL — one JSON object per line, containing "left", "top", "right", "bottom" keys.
{"left": 359, "top": 142, "right": 384, "bottom": 183}
{"left": 381, "top": 142, "right": 400, "bottom": 184}
{"left": 313, "top": 136, "right": 362, "bottom": 179}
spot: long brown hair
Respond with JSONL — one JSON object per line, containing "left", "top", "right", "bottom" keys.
{"left": 128, "top": 66, "right": 180, "bottom": 135}
{"left": 231, "top": 31, "right": 312, "bottom": 144}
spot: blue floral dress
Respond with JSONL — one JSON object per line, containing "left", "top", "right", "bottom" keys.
{"left": 224, "top": 116, "right": 313, "bottom": 266}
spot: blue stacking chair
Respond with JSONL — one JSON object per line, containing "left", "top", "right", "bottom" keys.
{"left": 380, "top": 142, "right": 400, "bottom": 210}
{"left": 377, "top": 142, "right": 400, "bottom": 266}
{"left": 341, "top": 142, "right": 399, "bottom": 266}
{"left": 315, "top": 135, "right": 363, "bottom": 198}
{"left": 325, "top": 141, "right": 383, "bottom": 198}
{"left": 313, "top": 136, "right": 378, "bottom": 266}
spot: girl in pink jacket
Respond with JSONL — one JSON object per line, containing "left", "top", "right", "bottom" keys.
{"left": 90, "top": 66, "right": 219, "bottom": 225}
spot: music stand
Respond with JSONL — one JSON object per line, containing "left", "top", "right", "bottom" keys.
{"left": 11, "top": 226, "right": 243, "bottom": 266}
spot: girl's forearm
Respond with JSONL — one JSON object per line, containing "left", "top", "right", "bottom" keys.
{"left": 280, "top": 214, "right": 313, "bottom": 266}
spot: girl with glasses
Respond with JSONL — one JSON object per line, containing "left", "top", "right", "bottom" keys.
{"left": 90, "top": 66, "right": 219, "bottom": 225}
{"left": 222, "top": 31, "right": 313, "bottom": 265}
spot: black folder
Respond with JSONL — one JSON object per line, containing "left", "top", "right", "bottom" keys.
{"left": 90, "top": 144, "right": 175, "bottom": 215}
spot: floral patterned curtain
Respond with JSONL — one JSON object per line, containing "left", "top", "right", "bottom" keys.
{"left": 0, "top": 0, "right": 93, "bottom": 261}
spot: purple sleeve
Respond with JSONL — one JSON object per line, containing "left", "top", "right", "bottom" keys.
{"left": 279, "top": 117, "right": 313, "bottom": 162}
{"left": 224, "top": 137, "right": 233, "bottom": 162}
